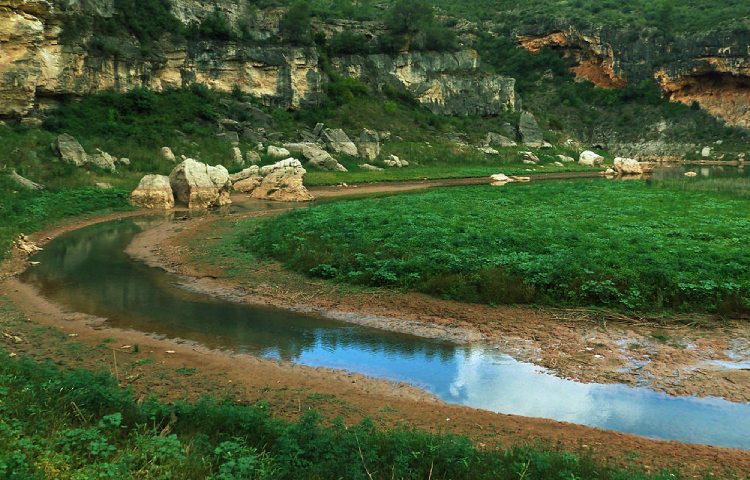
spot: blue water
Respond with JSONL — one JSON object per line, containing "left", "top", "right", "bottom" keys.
{"left": 21, "top": 217, "right": 750, "bottom": 450}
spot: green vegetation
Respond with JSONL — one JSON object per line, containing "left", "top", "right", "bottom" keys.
{"left": 0, "top": 175, "right": 131, "bottom": 260}
{"left": 0, "top": 351, "right": 686, "bottom": 479}
{"left": 430, "top": 0, "right": 750, "bottom": 37}
{"left": 244, "top": 180, "right": 750, "bottom": 315}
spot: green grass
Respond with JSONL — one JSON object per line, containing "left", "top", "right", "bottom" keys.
{"left": 0, "top": 350, "right": 689, "bottom": 479}
{"left": 0, "top": 174, "right": 132, "bottom": 260}
{"left": 242, "top": 180, "right": 750, "bottom": 315}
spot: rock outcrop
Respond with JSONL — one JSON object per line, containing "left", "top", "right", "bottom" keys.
{"left": 251, "top": 159, "right": 313, "bottom": 202}
{"left": 129, "top": 174, "right": 175, "bottom": 210}
{"left": 333, "top": 50, "right": 517, "bottom": 116}
{"left": 518, "top": 26, "right": 750, "bottom": 127}
{"left": 169, "top": 159, "right": 231, "bottom": 209}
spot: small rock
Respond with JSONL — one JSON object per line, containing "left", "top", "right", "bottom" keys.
{"left": 95, "top": 182, "right": 113, "bottom": 189}
{"left": 519, "top": 151, "right": 539, "bottom": 163}
{"left": 684, "top": 171, "right": 698, "bottom": 177}
{"left": 360, "top": 163, "right": 384, "bottom": 171}
{"left": 478, "top": 146, "right": 500, "bottom": 155}
{"left": 701, "top": 146, "right": 711, "bottom": 158}
{"left": 161, "top": 147, "right": 176, "bottom": 162}
{"left": 231, "top": 147, "right": 244, "bottom": 165}
{"left": 557, "top": 155, "right": 575, "bottom": 163}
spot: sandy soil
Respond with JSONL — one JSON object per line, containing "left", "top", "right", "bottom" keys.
{"left": 1, "top": 180, "right": 750, "bottom": 476}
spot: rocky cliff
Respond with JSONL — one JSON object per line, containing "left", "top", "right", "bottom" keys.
{"left": 0, "top": 0, "right": 516, "bottom": 119}
{"left": 333, "top": 51, "right": 517, "bottom": 116}
{"left": 518, "top": 26, "right": 750, "bottom": 128}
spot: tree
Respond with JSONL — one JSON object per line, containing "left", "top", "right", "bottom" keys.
{"left": 279, "top": 1, "right": 313, "bottom": 45}
{"left": 384, "top": 0, "right": 434, "bottom": 35}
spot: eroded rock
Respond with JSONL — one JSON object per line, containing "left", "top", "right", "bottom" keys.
{"left": 322, "top": 128, "right": 358, "bottom": 157}
{"left": 613, "top": 157, "right": 643, "bottom": 175}
{"left": 357, "top": 129, "right": 381, "bottom": 161}
{"left": 579, "top": 151, "right": 605, "bottom": 166}
{"left": 129, "top": 174, "right": 175, "bottom": 210}
{"left": 252, "top": 159, "right": 313, "bottom": 202}
{"left": 169, "top": 159, "right": 231, "bottom": 209}
{"left": 54, "top": 134, "right": 88, "bottom": 166}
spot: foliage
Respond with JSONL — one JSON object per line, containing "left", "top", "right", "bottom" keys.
{"left": 380, "top": 0, "right": 458, "bottom": 52}
{"left": 0, "top": 352, "right": 685, "bottom": 479}
{"left": 279, "top": 1, "right": 313, "bottom": 46}
{"left": 245, "top": 180, "right": 750, "bottom": 315}
{"left": 0, "top": 177, "right": 131, "bottom": 260}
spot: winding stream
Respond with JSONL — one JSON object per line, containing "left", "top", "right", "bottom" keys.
{"left": 20, "top": 182, "right": 750, "bottom": 450}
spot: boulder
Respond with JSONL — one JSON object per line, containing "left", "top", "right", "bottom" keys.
{"left": 169, "top": 159, "right": 232, "bottom": 209}
{"left": 229, "top": 165, "right": 261, "bottom": 183}
{"left": 519, "top": 112, "right": 544, "bottom": 148}
{"left": 231, "top": 147, "right": 244, "bottom": 165}
{"left": 54, "top": 134, "right": 88, "bottom": 166}
{"left": 321, "top": 128, "right": 358, "bottom": 157}
{"left": 557, "top": 155, "right": 575, "bottom": 163}
{"left": 129, "top": 175, "right": 175, "bottom": 210}
{"left": 312, "top": 122, "right": 325, "bottom": 138}
{"left": 519, "top": 151, "right": 539, "bottom": 163}
{"left": 579, "top": 151, "right": 604, "bottom": 167}
{"left": 161, "top": 147, "right": 176, "bottom": 162}
{"left": 267, "top": 145, "right": 291, "bottom": 158}
{"left": 357, "top": 129, "right": 381, "bottom": 161}
{"left": 88, "top": 149, "right": 117, "bottom": 172}
{"left": 613, "top": 157, "right": 643, "bottom": 175}
{"left": 287, "top": 143, "right": 347, "bottom": 171}
{"left": 233, "top": 176, "right": 264, "bottom": 193}
{"left": 360, "top": 163, "right": 384, "bottom": 171}
{"left": 252, "top": 159, "right": 313, "bottom": 202}
{"left": 485, "top": 132, "right": 517, "bottom": 147}
{"left": 701, "top": 146, "right": 711, "bottom": 158}
{"left": 9, "top": 170, "right": 43, "bottom": 190}
{"left": 245, "top": 151, "right": 261, "bottom": 164}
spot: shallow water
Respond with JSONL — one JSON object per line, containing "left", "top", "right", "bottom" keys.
{"left": 21, "top": 217, "right": 750, "bottom": 450}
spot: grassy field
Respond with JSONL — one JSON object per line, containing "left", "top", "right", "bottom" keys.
{"left": 0, "top": 346, "right": 686, "bottom": 479}
{"left": 241, "top": 179, "right": 750, "bottom": 315}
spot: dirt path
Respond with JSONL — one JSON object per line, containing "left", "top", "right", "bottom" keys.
{"left": 2, "top": 179, "right": 750, "bottom": 476}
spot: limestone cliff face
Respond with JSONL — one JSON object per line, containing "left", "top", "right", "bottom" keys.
{"left": 519, "top": 27, "right": 750, "bottom": 127}
{"left": 333, "top": 50, "right": 517, "bottom": 116}
{"left": 0, "top": 1, "right": 516, "bottom": 118}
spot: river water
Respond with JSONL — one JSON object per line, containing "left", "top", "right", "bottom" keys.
{"left": 21, "top": 215, "right": 750, "bottom": 450}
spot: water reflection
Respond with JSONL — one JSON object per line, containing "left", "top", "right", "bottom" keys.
{"left": 21, "top": 219, "right": 750, "bottom": 450}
